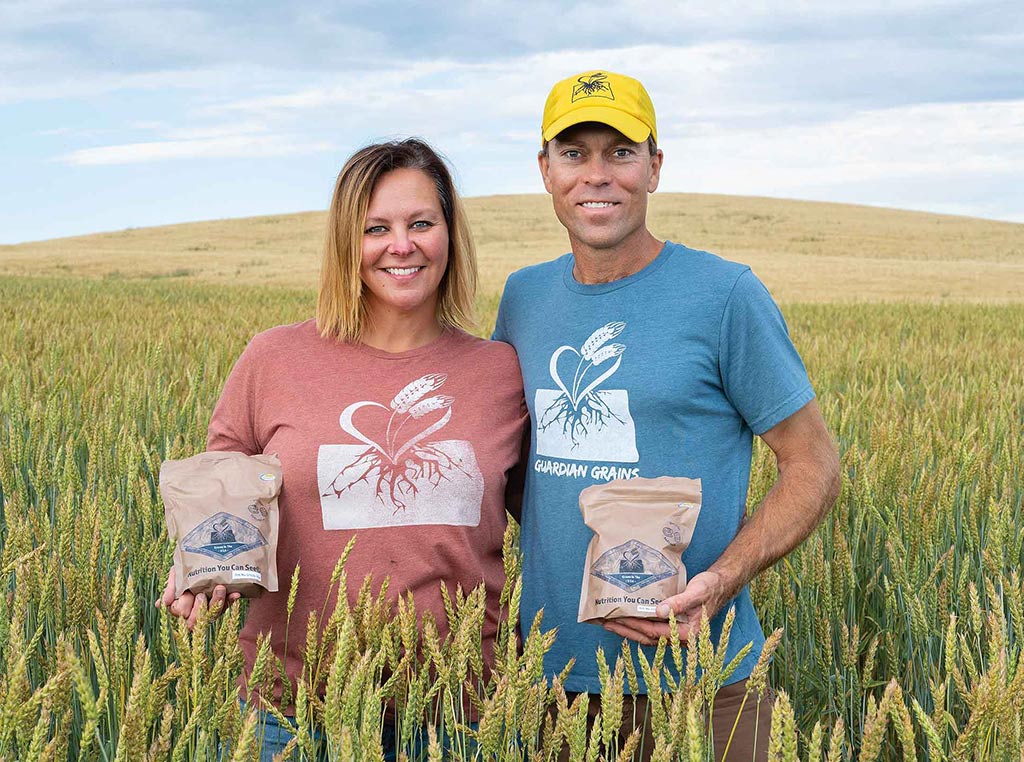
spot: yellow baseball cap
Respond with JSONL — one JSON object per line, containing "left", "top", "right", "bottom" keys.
{"left": 541, "top": 70, "right": 657, "bottom": 144}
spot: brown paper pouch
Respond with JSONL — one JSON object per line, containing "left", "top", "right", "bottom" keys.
{"left": 577, "top": 476, "right": 702, "bottom": 623}
{"left": 161, "top": 451, "right": 282, "bottom": 598}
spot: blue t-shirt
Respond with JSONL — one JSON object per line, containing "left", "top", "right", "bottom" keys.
{"left": 493, "top": 241, "right": 815, "bottom": 694}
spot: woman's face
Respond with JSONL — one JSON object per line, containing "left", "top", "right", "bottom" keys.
{"left": 360, "top": 168, "right": 449, "bottom": 327}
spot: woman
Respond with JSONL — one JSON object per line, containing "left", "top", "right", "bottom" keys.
{"left": 158, "top": 138, "right": 527, "bottom": 760}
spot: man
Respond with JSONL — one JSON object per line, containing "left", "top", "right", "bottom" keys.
{"left": 493, "top": 70, "right": 840, "bottom": 760}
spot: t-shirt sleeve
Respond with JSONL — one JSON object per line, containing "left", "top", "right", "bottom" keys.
{"left": 207, "top": 338, "right": 262, "bottom": 454}
{"left": 718, "top": 270, "right": 815, "bottom": 435}
{"left": 491, "top": 274, "right": 516, "bottom": 343}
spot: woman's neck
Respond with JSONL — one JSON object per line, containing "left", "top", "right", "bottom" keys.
{"left": 360, "top": 310, "right": 444, "bottom": 353}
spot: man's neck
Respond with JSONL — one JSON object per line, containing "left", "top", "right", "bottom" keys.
{"left": 570, "top": 231, "right": 665, "bottom": 285}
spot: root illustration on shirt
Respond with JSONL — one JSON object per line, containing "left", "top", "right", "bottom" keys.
{"left": 539, "top": 389, "right": 626, "bottom": 448}
{"left": 322, "top": 442, "right": 473, "bottom": 512}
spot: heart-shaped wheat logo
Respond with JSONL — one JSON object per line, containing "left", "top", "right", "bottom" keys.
{"left": 541, "top": 321, "right": 627, "bottom": 448}
{"left": 323, "top": 373, "right": 467, "bottom": 512}
{"left": 338, "top": 373, "right": 452, "bottom": 464}
{"left": 548, "top": 321, "right": 626, "bottom": 408}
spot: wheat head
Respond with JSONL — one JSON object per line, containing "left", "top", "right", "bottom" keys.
{"left": 580, "top": 322, "right": 626, "bottom": 360}
{"left": 390, "top": 374, "right": 447, "bottom": 412}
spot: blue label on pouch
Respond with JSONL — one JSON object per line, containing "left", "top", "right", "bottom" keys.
{"left": 591, "top": 539, "right": 676, "bottom": 593}
{"left": 182, "top": 511, "right": 267, "bottom": 561}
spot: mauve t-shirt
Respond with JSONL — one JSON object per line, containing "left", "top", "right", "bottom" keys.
{"left": 207, "top": 319, "right": 528, "bottom": 710}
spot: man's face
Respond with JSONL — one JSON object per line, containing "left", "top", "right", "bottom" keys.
{"left": 538, "top": 123, "right": 662, "bottom": 256}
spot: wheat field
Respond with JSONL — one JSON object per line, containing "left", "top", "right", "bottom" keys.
{"left": 1, "top": 195, "right": 1023, "bottom": 760}
{"left": 3, "top": 193, "right": 1023, "bottom": 302}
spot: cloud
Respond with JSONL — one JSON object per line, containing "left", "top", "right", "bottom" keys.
{"left": 5, "top": 1, "right": 1024, "bottom": 240}
{"left": 0, "top": 0, "right": 95, "bottom": 29}
{"left": 162, "top": 122, "right": 270, "bottom": 140}
{"left": 56, "top": 134, "right": 334, "bottom": 165}
{"left": 0, "top": 65, "right": 259, "bottom": 105}
{"left": 205, "top": 43, "right": 759, "bottom": 139}
{"left": 274, "top": 0, "right": 1014, "bottom": 65}
{"left": 45, "top": 40, "right": 1021, "bottom": 215}
{"left": 206, "top": 60, "right": 461, "bottom": 115}
{"left": 667, "top": 98, "right": 1024, "bottom": 186}
{"left": 657, "top": 97, "right": 1024, "bottom": 223}
{"left": 5, "top": 1, "right": 1020, "bottom": 106}
{"left": 0, "top": 2, "right": 389, "bottom": 105}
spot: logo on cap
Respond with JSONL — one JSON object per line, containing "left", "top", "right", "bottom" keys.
{"left": 572, "top": 72, "right": 614, "bottom": 102}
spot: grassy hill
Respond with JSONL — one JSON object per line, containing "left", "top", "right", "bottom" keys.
{"left": 2, "top": 193, "right": 1022, "bottom": 302}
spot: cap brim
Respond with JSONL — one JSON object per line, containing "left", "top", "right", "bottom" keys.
{"left": 542, "top": 105, "right": 652, "bottom": 143}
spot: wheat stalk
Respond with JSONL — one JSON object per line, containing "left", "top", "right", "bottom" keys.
{"left": 5, "top": 278, "right": 1024, "bottom": 759}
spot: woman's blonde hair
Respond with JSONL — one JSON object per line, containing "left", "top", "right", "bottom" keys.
{"left": 317, "top": 138, "right": 478, "bottom": 342}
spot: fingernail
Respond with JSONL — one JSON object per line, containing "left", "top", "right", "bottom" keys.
{"left": 656, "top": 604, "right": 669, "bottom": 617}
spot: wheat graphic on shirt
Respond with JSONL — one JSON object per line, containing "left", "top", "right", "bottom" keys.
{"left": 539, "top": 322, "right": 627, "bottom": 448}
{"left": 321, "top": 373, "right": 473, "bottom": 512}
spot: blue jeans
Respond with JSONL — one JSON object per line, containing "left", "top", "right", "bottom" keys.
{"left": 234, "top": 706, "right": 323, "bottom": 762}
{"left": 254, "top": 709, "right": 318, "bottom": 762}
{"left": 240, "top": 704, "right": 474, "bottom": 762}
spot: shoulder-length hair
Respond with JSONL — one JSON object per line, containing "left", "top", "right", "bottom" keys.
{"left": 317, "top": 138, "right": 478, "bottom": 342}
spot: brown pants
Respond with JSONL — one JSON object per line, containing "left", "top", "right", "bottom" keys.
{"left": 558, "top": 679, "right": 773, "bottom": 762}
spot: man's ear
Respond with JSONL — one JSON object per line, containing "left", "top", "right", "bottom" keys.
{"left": 648, "top": 148, "right": 664, "bottom": 193}
{"left": 537, "top": 150, "right": 554, "bottom": 194}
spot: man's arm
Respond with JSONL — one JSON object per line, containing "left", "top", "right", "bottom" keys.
{"left": 603, "top": 399, "right": 840, "bottom": 645}
{"left": 504, "top": 429, "right": 530, "bottom": 525}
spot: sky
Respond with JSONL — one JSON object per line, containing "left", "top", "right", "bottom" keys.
{"left": 2, "top": 0, "right": 1022, "bottom": 244}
